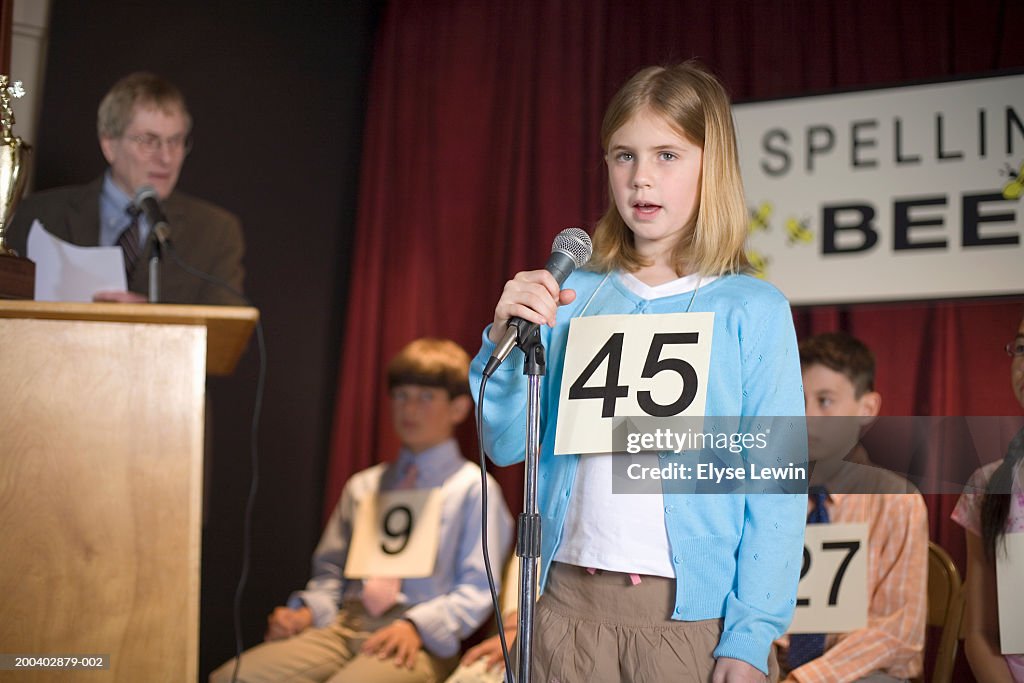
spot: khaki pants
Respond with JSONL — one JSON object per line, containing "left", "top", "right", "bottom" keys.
{"left": 209, "top": 602, "right": 458, "bottom": 683}
{"left": 531, "top": 562, "right": 779, "bottom": 683}
{"left": 443, "top": 658, "right": 509, "bottom": 683}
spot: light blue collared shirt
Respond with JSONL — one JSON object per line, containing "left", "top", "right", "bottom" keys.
{"left": 288, "top": 438, "right": 513, "bottom": 658}
{"left": 99, "top": 171, "right": 151, "bottom": 247}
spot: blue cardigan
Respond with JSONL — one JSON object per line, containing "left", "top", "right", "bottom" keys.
{"left": 470, "top": 270, "right": 807, "bottom": 675}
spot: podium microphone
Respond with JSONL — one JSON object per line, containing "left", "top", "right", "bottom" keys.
{"left": 133, "top": 185, "right": 171, "bottom": 247}
{"left": 484, "top": 227, "right": 592, "bottom": 377}
{"left": 131, "top": 185, "right": 247, "bottom": 307}
{"left": 133, "top": 185, "right": 171, "bottom": 302}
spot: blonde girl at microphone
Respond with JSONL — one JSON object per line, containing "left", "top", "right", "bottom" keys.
{"left": 470, "top": 61, "right": 806, "bottom": 683}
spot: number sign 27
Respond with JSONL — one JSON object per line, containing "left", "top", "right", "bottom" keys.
{"left": 788, "top": 523, "right": 868, "bottom": 634}
{"left": 555, "top": 313, "right": 714, "bottom": 455}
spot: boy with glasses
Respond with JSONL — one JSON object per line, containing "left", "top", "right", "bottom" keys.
{"left": 210, "top": 338, "right": 513, "bottom": 683}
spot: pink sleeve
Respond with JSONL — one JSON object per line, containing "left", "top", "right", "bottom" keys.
{"left": 951, "top": 492, "right": 982, "bottom": 536}
{"left": 951, "top": 465, "right": 993, "bottom": 537}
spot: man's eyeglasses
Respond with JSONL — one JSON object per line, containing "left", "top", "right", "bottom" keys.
{"left": 123, "top": 133, "right": 193, "bottom": 156}
{"left": 1006, "top": 340, "right": 1024, "bottom": 358}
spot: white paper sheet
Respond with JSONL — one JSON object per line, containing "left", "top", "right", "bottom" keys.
{"left": 28, "top": 220, "right": 127, "bottom": 302}
{"left": 997, "top": 532, "right": 1024, "bottom": 654}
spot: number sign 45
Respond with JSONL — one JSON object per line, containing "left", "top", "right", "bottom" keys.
{"left": 555, "top": 313, "right": 715, "bottom": 455}
{"left": 343, "top": 489, "right": 443, "bottom": 579}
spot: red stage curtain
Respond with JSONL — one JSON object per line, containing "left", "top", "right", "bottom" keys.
{"left": 327, "top": 2, "right": 1023, "bottom": 676}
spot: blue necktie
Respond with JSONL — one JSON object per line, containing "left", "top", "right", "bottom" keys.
{"left": 787, "top": 486, "right": 829, "bottom": 670}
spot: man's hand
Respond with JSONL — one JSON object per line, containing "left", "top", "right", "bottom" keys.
{"left": 265, "top": 606, "right": 313, "bottom": 641}
{"left": 460, "top": 627, "right": 516, "bottom": 671}
{"left": 93, "top": 290, "right": 147, "bottom": 303}
{"left": 712, "top": 657, "right": 766, "bottom": 683}
{"left": 360, "top": 619, "right": 423, "bottom": 669}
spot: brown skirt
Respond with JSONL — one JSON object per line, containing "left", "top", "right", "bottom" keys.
{"left": 531, "top": 562, "right": 779, "bottom": 683}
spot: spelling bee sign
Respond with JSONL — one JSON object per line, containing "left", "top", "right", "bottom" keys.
{"left": 734, "top": 72, "right": 1024, "bottom": 305}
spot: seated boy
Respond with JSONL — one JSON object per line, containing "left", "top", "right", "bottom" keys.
{"left": 779, "top": 332, "right": 928, "bottom": 683}
{"left": 210, "top": 338, "right": 514, "bottom": 683}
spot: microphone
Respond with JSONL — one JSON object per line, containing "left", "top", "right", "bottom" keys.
{"left": 133, "top": 185, "right": 171, "bottom": 247}
{"left": 483, "top": 227, "right": 593, "bottom": 377}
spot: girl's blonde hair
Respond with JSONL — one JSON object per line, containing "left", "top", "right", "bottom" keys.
{"left": 590, "top": 60, "right": 750, "bottom": 276}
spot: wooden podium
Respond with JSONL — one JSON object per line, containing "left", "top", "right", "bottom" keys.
{"left": 0, "top": 301, "right": 258, "bottom": 682}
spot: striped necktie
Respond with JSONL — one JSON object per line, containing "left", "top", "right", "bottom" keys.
{"left": 116, "top": 205, "right": 143, "bottom": 281}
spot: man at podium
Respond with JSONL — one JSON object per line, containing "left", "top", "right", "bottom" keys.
{"left": 5, "top": 71, "right": 245, "bottom": 305}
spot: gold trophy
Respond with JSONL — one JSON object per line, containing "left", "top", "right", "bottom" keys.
{"left": 0, "top": 74, "right": 34, "bottom": 299}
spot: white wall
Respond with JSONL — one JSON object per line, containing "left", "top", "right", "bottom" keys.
{"left": 9, "top": 0, "right": 51, "bottom": 191}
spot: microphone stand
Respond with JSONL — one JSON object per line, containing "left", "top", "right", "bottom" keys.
{"left": 147, "top": 237, "right": 162, "bottom": 303}
{"left": 515, "top": 325, "right": 544, "bottom": 683}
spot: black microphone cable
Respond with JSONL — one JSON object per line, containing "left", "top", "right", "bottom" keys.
{"left": 476, "top": 371, "right": 516, "bottom": 683}
{"left": 149, "top": 241, "right": 266, "bottom": 683}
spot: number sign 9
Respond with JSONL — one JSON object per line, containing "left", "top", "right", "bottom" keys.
{"left": 381, "top": 504, "right": 413, "bottom": 555}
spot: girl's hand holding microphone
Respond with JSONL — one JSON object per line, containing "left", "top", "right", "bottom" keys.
{"left": 488, "top": 269, "right": 577, "bottom": 344}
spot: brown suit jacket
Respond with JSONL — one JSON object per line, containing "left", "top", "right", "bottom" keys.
{"left": 6, "top": 177, "right": 246, "bottom": 305}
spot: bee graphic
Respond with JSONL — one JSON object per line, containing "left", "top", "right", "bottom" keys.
{"left": 748, "top": 201, "right": 773, "bottom": 234}
{"left": 1002, "top": 161, "right": 1023, "bottom": 200}
{"left": 747, "top": 249, "right": 770, "bottom": 279}
{"left": 785, "top": 216, "right": 813, "bottom": 245}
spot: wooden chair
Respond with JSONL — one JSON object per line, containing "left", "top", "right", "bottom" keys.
{"left": 917, "top": 541, "right": 966, "bottom": 683}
